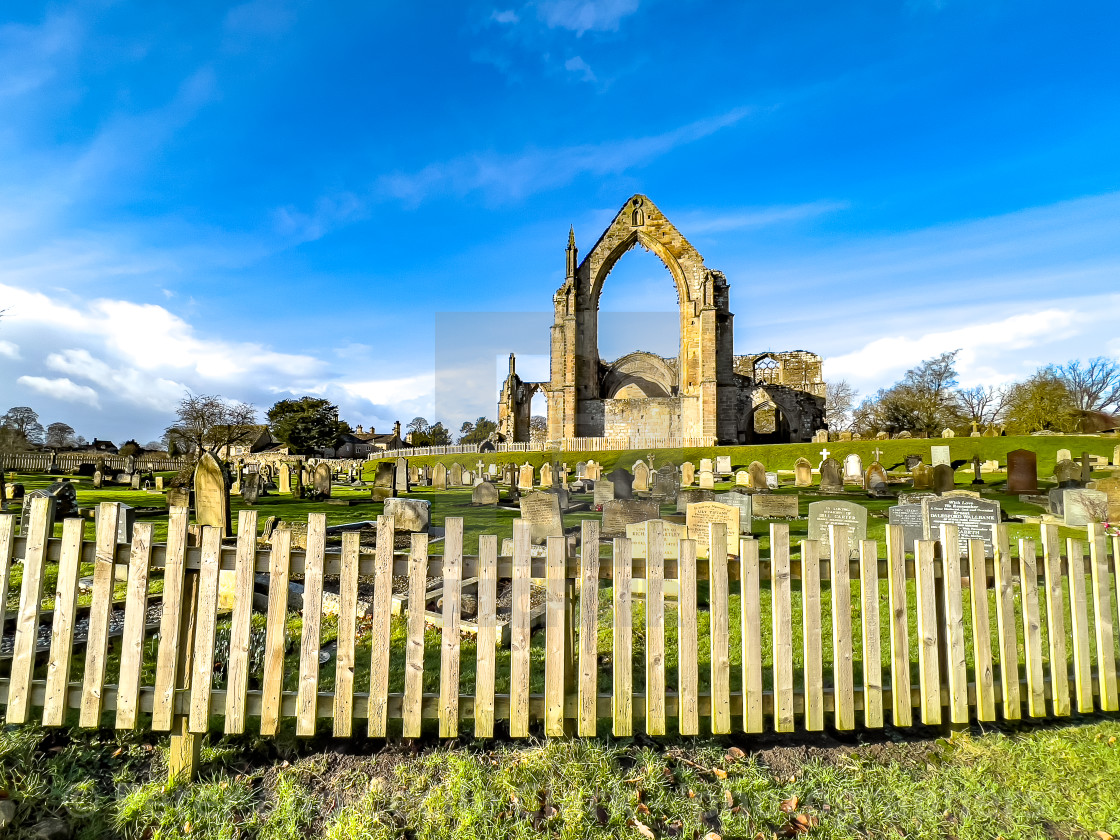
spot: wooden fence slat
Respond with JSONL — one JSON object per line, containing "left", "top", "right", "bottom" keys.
{"left": 225, "top": 510, "right": 259, "bottom": 734}
{"left": 612, "top": 536, "right": 633, "bottom": 737}
{"left": 859, "top": 539, "right": 883, "bottom": 728}
{"left": 115, "top": 522, "right": 153, "bottom": 730}
{"left": 993, "top": 525, "right": 1021, "bottom": 720}
{"left": 474, "top": 534, "right": 498, "bottom": 738}
{"left": 708, "top": 532, "right": 730, "bottom": 735}
{"left": 939, "top": 524, "right": 968, "bottom": 725}
{"left": 295, "top": 514, "right": 327, "bottom": 737}
{"left": 333, "top": 531, "right": 360, "bottom": 737}
{"left": 741, "top": 537, "right": 763, "bottom": 733}
{"left": 0, "top": 515, "right": 15, "bottom": 636}
{"left": 801, "top": 539, "right": 824, "bottom": 730}
{"left": 368, "top": 514, "right": 395, "bottom": 737}
{"left": 402, "top": 532, "right": 428, "bottom": 738}
{"left": 1019, "top": 538, "right": 1046, "bottom": 717}
{"left": 260, "top": 528, "right": 292, "bottom": 736}
{"left": 439, "top": 518, "right": 464, "bottom": 737}
{"left": 914, "top": 539, "right": 942, "bottom": 725}
{"left": 152, "top": 507, "right": 190, "bottom": 731}
{"left": 967, "top": 538, "right": 996, "bottom": 721}
{"left": 645, "top": 520, "right": 666, "bottom": 736}
{"left": 678, "top": 537, "right": 700, "bottom": 736}
{"left": 43, "top": 518, "right": 85, "bottom": 726}
{"left": 9, "top": 499, "right": 54, "bottom": 725}
{"left": 1041, "top": 523, "right": 1070, "bottom": 716}
{"left": 188, "top": 527, "right": 222, "bottom": 734}
{"left": 1088, "top": 523, "right": 1118, "bottom": 711}
{"left": 79, "top": 502, "right": 122, "bottom": 727}
{"left": 545, "top": 535, "right": 567, "bottom": 736}
{"left": 771, "top": 523, "right": 794, "bottom": 732}
{"left": 577, "top": 520, "right": 600, "bottom": 736}
{"left": 885, "top": 525, "right": 911, "bottom": 727}
{"left": 510, "top": 519, "right": 532, "bottom": 737}
{"left": 830, "top": 524, "right": 855, "bottom": 730}
{"left": 1067, "top": 538, "right": 1094, "bottom": 713}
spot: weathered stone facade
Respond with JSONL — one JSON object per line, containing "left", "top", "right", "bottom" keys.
{"left": 498, "top": 195, "right": 826, "bottom": 445}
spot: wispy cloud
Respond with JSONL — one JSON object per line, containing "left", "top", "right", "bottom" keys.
{"left": 564, "top": 55, "right": 596, "bottom": 81}
{"left": 378, "top": 107, "right": 750, "bottom": 205}
{"left": 537, "top": 0, "right": 640, "bottom": 35}
{"left": 17, "top": 375, "right": 100, "bottom": 407}
{"left": 680, "top": 200, "right": 849, "bottom": 234}
{"left": 0, "top": 11, "right": 82, "bottom": 100}
{"left": 491, "top": 9, "right": 521, "bottom": 24}
{"left": 0, "top": 340, "right": 19, "bottom": 359}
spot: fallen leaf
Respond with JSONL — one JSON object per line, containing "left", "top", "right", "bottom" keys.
{"left": 688, "top": 789, "right": 696, "bottom": 799}
{"left": 1094, "top": 832, "right": 1113, "bottom": 840}
{"left": 779, "top": 796, "right": 799, "bottom": 813}
{"left": 724, "top": 790, "right": 735, "bottom": 808}
{"left": 726, "top": 746, "right": 746, "bottom": 761}
{"left": 713, "top": 768, "right": 728, "bottom": 780}
{"left": 633, "top": 820, "right": 656, "bottom": 839}
{"left": 637, "top": 803, "right": 651, "bottom": 815}
{"left": 112, "top": 747, "right": 124, "bottom": 758}
{"left": 704, "top": 833, "right": 723, "bottom": 840}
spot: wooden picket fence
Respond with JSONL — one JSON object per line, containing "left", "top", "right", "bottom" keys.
{"left": 2, "top": 497, "right": 1119, "bottom": 779}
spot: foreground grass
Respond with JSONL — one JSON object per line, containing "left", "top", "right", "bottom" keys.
{"left": 2, "top": 718, "right": 1119, "bottom": 839}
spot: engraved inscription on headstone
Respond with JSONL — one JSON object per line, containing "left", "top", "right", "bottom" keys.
{"left": 888, "top": 503, "right": 924, "bottom": 553}
{"left": 602, "top": 499, "right": 661, "bottom": 536}
{"left": 807, "top": 500, "right": 867, "bottom": 558}
{"left": 930, "top": 446, "right": 951, "bottom": 467}
{"left": 626, "top": 520, "right": 687, "bottom": 559}
{"left": 519, "top": 492, "right": 564, "bottom": 544}
{"left": 921, "top": 496, "right": 1001, "bottom": 557}
{"left": 714, "top": 491, "right": 752, "bottom": 534}
{"left": 685, "top": 501, "right": 740, "bottom": 558}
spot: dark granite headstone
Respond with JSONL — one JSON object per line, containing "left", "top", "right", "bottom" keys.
{"left": 1006, "top": 449, "right": 1038, "bottom": 494}
{"left": 922, "top": 496, "right": 1001, "bottom": 557}
{"left": 888, "top": 503, "right": 924, "bottom": 553}
{"left": 932, "top": 463, "right": 955, "bottom": 493}
{"left": 607, "top": 468, "right": 634, "bottom": 500}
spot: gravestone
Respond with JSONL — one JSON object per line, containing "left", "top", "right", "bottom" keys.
{"left": 650, "top": 465, "right": 680, "bottom": 501}
{"left": 698, "top": 469, "right": 715, "bottom": 490}
{"left": 766, "top": 472, "right": 779, "bottom": 490}
{"left": 115, "top": 503, "right": 137, "bottom": 544}
{"left": 888, "top": 503, "right": 925, "bottom": 553}
{"left": 843, "top": 453, "right": 863, "bottom": 483}
{"left": 747, "top": 461, "right": 767, "bottom": 490}
{"left": 193, "top": 452, "right": 230, "bottom": 534}
{"left": 876, "top": 431, "right": 889, "bottom": 440}
{"left": 519, "top": 491, "right": 564, "bottom": 544}
{"left": 576, "top": 461, "right": 588, "bottom": 479}
{"left": 1060, "top": 489, "right": 1108, "bottom": 526}
{"left": 1080, "top": 451, "right": 1093, "bottom": 484}
{"left": 1054, "top": 459, "right": 1078, "bottom": 487}
{"left": 1056, "top": 448, "right": 1072, "bottom": 463}
{"left": 593, "top": 479, "right": 616, "bottom": 506}
{"left": 154, "top": 476, "right": 164, "bottom": 491}
{"left": 931, "top": 446, "right": 951, "bottom": 467}
{"left": 93, "top": 470, "right": 103, "bottom": 489}
{"left": 922, "top": 496, "right": 1001, "bottom": 557}
{"left": 735, "top": 470, "right": 750, "bottom": 486}
{"left": 632, "top": 460, "right": 650, "bottom": 492}
{"left": 700, "top": 458, "right": 713, "bottom": 474}
{"left": 313, "top": 463, "right": 332, "bottom": 498}
{"left": 626, "top": 520, "right": 688, "bottom": 560}
{"left": 794, "top": 458, "right": 812, "bottom": 487}
{"left": 932, "top": 464, "right": 955, "bottom": 493}
{"left": 864, "top": 462, "right": 889, "bottom": 496}
{"left": 714, "top": 491, "right": 752, "bottom": 533}
{"left": 686, "top": 501, "right": 740, "bottom": 558}
{"left": 449, "top": 463, "right": 464, "bottom": 487}
{"left": 384, "top": 498, "right": 431, "bottom": 533}
{"left": 905, "top": 454, "right": 923, "bottom": 471}
{"left": 912, "top": 463, "right": 933, "bottom": 490}
{"left": 488, "top": 463, "right": 499, "bottom": 477}
{"left": 373, "top": 461, "right": 396, "bottom": 501}
{"left": 1006, "top": 449, "right": 1038, "bottom": 494}
{"left": 807, "top": 500, "right": 867, "bottom": 558}
{"left": 130, "top": 473, "right": 141, "bottom": 490}
{"left": 472, "top": 480, "right": 499, "bottom": 506}
{"left": 518, "top": 463, "right": 535, "bottom": 490}
{"left": 838, "top": 431, "right": 853, "bottom": 441}
{"left": 241, "top": 472, "right": 261, "bottom": 505}
{"left": 1114, "top": 445, "right": 1120, "bottom": 467}
{"left": 680, "top": 462, "right": 695, "bottom": 487}
{"left": 1088, "top": 477, "right": 1120, "bottom": 520}
{"left": 715, "top": 455, "right": 732, "bottom": 475}
{"left": 432, "top": 463, "right": 447, "bottom": 490}
{"left": 278, "top": 465, "right": 291, "bottom": 495}
{"left": 818, "top": 458, "right": 843, "bottom": 493}
{"left": 539, "top": 463, "right": 553, "bottom": 488}
{"left": 394, "top": 458, "right": 409, "bottom": 493}
{"left": 548, "top": 485, "right": 571, "bottom": 512}
{"left": 601, "top": 499, "right": 661, "bottom": 536}
{"left": 166, "top": 486, "right": 191, "bottom": 508}
{"left": 676, "top": 488, "right": 714, "bottom": 513}
{"left": 585, "top": 460, "right": 602, "bottom": 480}
{"left": 942, "top": 429, "right": 955, "bottom": 438}
{"left": 751, "top": 494, "right": 798, "bottom": 518}
{"left": 608, "top": 468, "right": 634, "bottom": 500}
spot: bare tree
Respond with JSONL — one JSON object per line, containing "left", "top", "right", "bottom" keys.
{"left": 958, "top": 385, "right": 1008, "bottom": 428}
{"left": 45, "top": 421, "right": 77, "bottom": 449}
{"left": 1055, "top": 357, "right": 1120, "bottom": 413}
{"left": 825, "top": 380, "right": 858, "bottom": 430}
{"left": 164, "top": 393, "right": 259, "bottom": 462}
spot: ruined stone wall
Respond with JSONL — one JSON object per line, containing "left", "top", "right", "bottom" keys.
{"left": 597, "top": 397, "right": 682, "bottom": 441}
{"left": 734, "top": 351, "right": 826, "bottom": 398}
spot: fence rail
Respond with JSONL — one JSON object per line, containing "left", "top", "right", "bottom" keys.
{"left": 2, "top": 453, "right": 190, "bottom": 473}
{"left": 1, "top": 499, "right": 1118, "bottom": 755}
{"left": 374, "top": 436, "right": 718, "bottom": 460}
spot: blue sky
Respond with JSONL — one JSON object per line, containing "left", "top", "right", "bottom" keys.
{"left": 1, "top": 0, "right": 1118, "bottom": 443}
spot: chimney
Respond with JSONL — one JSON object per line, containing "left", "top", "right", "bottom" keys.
{"left": 393, "top": 420, "right": 402, "bottom": 438}
{"left": 355, "top": 425, "right": 364, "bottom": 435}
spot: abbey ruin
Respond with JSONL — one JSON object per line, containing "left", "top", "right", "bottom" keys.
{"left": 498, "top": 195, "right": 826, "bottom": 446}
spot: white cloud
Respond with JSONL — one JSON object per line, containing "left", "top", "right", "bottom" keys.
{"left": 0, "top": 11, "right": 82, "bottom": 100}
{"left": 537, "top": 0, "right": 640, "bottom": 35}
{"left": 0, "top": 339, "right": 19, "bottom": 359}
{"left": 681, "top": 201, "right": 849, "bottom": 234}
{"left": 16, "top": 376, "right": 100, "bottom": 407}
{"left": 564, "top": 55, "right": 596, "bottom": 81}
{"left": 491, "top": 9, "right": 520, "bottom": 24}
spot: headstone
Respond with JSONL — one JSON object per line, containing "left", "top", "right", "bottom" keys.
{"left": 373, "top": 461, "right": 396, "bottom": 501}
{"left": 575, "top": 461, "right": 588, "bottom": 479}
{"left": 888, "top": 502, "right": 925, "bottom": 553}
{"left": 585, "top": 460, "right": 602, "bottom": 480}
{"left": 519, "top": 491, "right": 564, "bottom": 544}
{"left": 698, "top": 469, "right": 715, "bottom": 490}
{"left": 130, "top": 473, "right": 141, "bottom": 490}
{"left": 632, "top": 460, "right": 650, "bottom": 492}
{"left": 1114, "top": 444, "right": 1120, "bottom": 467}
{"left": 449, "top": 463, "right": 464, "bottom": 487}
{"left": 794, "top": 458, "right": 812, "bottom": 487}
{"left": 876, "top": 431, "right": 889, "bottom": 440}
{"left": 700, "top": 458, "right": 713, "bottom": 474}
{"left": 518, "top": 462, "right": 535, "bottom": 490}
{"left": 942, "top": 429, "right": 955, "bottom": 438}
{"left": 433, "top": 463, "right": 447, "bottom": 490}
{"left": 814, "top": 429, "right": 829, "bottom": 443}
{"left": 92, "top": 470, "right": 103, "bottom": 488}
{"left": 838, "top": 431, "right": 853, "bottom": 441}
{"left": 904, "top": 454, "right": 923, "bottom": 471}
{"left": 922, "top": 496, "right": 1001, "bottom": 557}
{"left": 193, "top": 452, "right": 230, "bottom": 534}
{"left": 735, "top": 470, "right": 750, "bottom": 487}
{"left": 1060, "top": 489, "right": 1108, "bottom": 526}
{"left": 930, "top": 446, "right": 951, "bottom": 467}
{"left": 115, "top": 503, "right": 137, "bottom": 544}
{"left": 715, "top": 455, "right": 732, "bottom": 476}
{"left": 1054, "top": 459, "right": 1078, "bottom": 488}
{"left": 676, "top": 488, "right": 714, "bottom": 513}
{"left": 601, "top": 499, "right": 661, "bottom": 536}
{"left": 539, "top": 463, "right": 553, "bottom": 488}
{"left": 166, "top": 486, "right": 190, "bottom": 508}
{"left": 1088, "top": 477, "right": 1120, "bottom": 520}
{"left": 593, "top": 480, "right": 616, "bottom": 506}
{"left": 548, "top": 485, "right": 571, "bottom": 512}
{"left": 488, "top": 463, "right": 499, "bottom": 477}
{"left": 751, "top": 494, "right": 798, "bottom": 518}
{"left": 843, "top": 453, "right": 863, "bottom": 483}
{"left": 747, "top": 461, "right": 767, "bottom": 490}
{"left": 807, "top": 500, "right": 867, "bottom": 558}
{"left": 650, "top": 465, "right": 680, "bottom": 501}
{"left": 766, "top": 472, "right": 779, "bottom": 490}
{"left": 384, "top": 497, "right": 431, "bottom": 532}
{"left": 909, "top": 463, "right": 932, "bottom": 490}
{"left": 680, "top": 462, "right": 695, "bottom": 487}
{"left": 1006, "top": 449, "right": 1038, "bottom": 494}
{"left": 1056, "top": 448, "right": 1072, "bottom": 463}
{"left": 864, "top": 462, "right": 889, "bottom": 496}
{"left": 714, "top": 491, "right": 752, "bottom": 533}
{"left": 818, "top": 458, "right": 843, "bottom": 493}
{"left": 607, "top": 468, "right": 634, "bottom": 500}
{"left": 472, "top": 480, "right": 499, "bottom": 506}
{"left": 241, "top": 472, "right": 261, "bottom": 505}
{"left": 626, "top": 520, "right": 688, "bottom": 559}
{"left": 686, "top": 501, "right": 740, "bottom": 558}
{"left": 313, "top": 463, "right": 332, "bottom": 498}
{"left": 1080, "top": 451, "right": 1093, "bottom": 484}
{"left": 932, "top": 464, "right": 955, "bottom": 493}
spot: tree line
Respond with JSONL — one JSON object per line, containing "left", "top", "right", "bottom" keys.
{"left": 826, "top": 352, "right": 1120, "bottom": 436}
